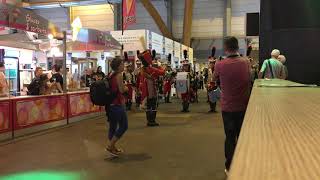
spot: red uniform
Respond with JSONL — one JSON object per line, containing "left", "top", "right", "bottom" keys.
{"left": 163, "top": 80, "right": 171, "bottom": 94}
{"left": 137, "top": 66, "right": 165, "bottom": 103}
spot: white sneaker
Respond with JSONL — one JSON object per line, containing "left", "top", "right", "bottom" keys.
{"left": 224, "top": 169, "right": 229, "bottom": 177}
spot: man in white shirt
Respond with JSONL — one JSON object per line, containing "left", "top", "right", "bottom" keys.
{"left": 259, "top": 49, "right": 285, "bottom": 79}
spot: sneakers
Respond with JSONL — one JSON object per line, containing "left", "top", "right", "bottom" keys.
{"left": 181, "top": 109, "right": 190, "bottom": 113}
{"left": 224, "top": 169, "right": 229, "bottom": 177}
{"left": 147, "top": 122, "right": 159, "bottom": 127}
{"left": 105, "top": 146, "right": 124, "bottom": 156}
{"left": 208, "top": 110, "right": 218, "bottom": 113}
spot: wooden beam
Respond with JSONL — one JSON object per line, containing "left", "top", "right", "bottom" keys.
{"left": 182, "top": 0, "right": 194, "bottom": 47}
{"left": 139, "top": 0, "right": 173, "bottom": 39}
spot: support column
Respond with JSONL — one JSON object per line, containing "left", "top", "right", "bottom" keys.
{"left": 62, "top": 31, "right": 67, "bottom": 93}
{"left": 182, "top": 0, "right": 194, "bottom": 47}
{"left": 223, "top": 0, "right": 232, "bottom": 52}
{"left": 223, "top": 0, "right": 232, "bottom": 37}
{"left": 114, "top": 3, "right": 122, "bottom": 30}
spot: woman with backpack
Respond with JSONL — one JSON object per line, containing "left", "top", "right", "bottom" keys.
{"left": 106, "top": 57, "right": 129, "bottom": 156}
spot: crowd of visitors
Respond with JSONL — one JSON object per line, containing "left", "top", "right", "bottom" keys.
{"left": 0, "top": 34, "right": 290, "bottom": 175}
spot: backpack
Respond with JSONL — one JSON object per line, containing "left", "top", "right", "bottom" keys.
{"left": 90, "top": 74, "right": 117, "bottom": 106}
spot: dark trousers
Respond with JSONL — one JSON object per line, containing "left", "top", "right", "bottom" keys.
{"left": 165, "top": 91, "right": 171, "bottom": 103}
{"left": 147, "top": 98, "right": 157, "bottom": 110}
{"left": 146, "top": 98, "right": 158, "bottom": 124}
{"left": 222, "top": 111, "right": 245, "bottom": 170}
{"left": 108, "top": 105, "right": 128, "bottom": 140}
{"left": 199, "top": 81, "right": 204, "bottom": 89}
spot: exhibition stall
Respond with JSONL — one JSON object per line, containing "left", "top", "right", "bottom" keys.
{"left": 0, "top": 3, "right": 66, "bottom": 140}
{"left": 63, "top": 28, "right": 121, "bottom": 90}
{"left": 0, "top": 3, "right": 114, "bottom": 141}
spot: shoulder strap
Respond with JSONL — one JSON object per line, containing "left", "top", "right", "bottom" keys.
{"left": 267, "top": 60, "right": 274, "bottom": 78}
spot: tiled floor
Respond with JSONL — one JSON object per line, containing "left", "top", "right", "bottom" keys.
{"left": 0, "top": 92, "right": 226, "bottom": 180}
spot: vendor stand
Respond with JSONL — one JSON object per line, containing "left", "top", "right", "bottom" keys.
{"left": 0, "top": 3, "right": 121, "bottom": 140}
{"left": 65, "top": 28, "right": 121, "bottom": 91}
{"left": 63, "top": 28, "right": 121, "bottom": 123}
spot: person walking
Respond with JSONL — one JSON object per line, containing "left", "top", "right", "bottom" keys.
{"left": 138, "top": 50, "right": 165, "bottom": 126}
{"left": 199, "top": 72, "right": 204, "bottom": 90}
{"left": 207, "top": 58, "right": 218, "bottom": 113}
{"left": 214, "top": 36, "right": 251, "bottom": 173}
{"left": 278, "top": 55, "right": 288, "bottom": 79}
{"left": 258, "top": 49, "right": 286, "bottom": 79}
{"left": 106, "top": 57, "right": 129, "bottom": 156}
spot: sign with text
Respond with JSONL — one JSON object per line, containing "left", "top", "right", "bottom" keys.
{"left": 0, "top": 3, "right": 60, "bottom": 36}
{"left": 151, "top": 32, "right": 163, "bottom": 54}
{"left": 165, "top": 37, "right": 173, "bottom": 55}
{"left": 173, "top": 41, "right": 181, "bottom": 59}
{"left": 189, "top": 47, "right": 194, "bottom": 64}
{"left": 68, "top": 28, "right": 121, "bottom": 51}
{"left": 110, "top": 30, "right": 146, "bottom": 51}
{"left": 181, "top": 44, "right": 188, "bottom": 60}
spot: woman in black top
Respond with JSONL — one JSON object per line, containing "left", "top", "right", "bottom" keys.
{"left": 51, "top": 65, "right": 63, "bottom": 93}
{"left": 95, "top": 66, "right": 105, "bottom": 80}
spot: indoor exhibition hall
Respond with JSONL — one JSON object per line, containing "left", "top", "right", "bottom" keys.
{"left": 0, "top": 0, "right": 320, "bottom": 180}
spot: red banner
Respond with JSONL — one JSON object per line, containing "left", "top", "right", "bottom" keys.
{"left": 123, "top": 0, "right": 136, "bottom": 30}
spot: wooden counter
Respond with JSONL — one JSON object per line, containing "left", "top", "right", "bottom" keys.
{"left": 228, "top": 79, "right": 320, "bottom": 180}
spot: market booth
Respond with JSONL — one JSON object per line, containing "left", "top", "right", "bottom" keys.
{"left": 0, "top": 3, "right": 65, "bottom": 140}
{"left": 64, "top": 28, "right": 121, "bottom": 123}
{"left": 0, "top": 3, "right": 121, "bottom": 141}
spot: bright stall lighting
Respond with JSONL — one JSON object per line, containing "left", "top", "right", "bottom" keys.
{"left": 48, "top": 34, "right": 54, "bottom": 40}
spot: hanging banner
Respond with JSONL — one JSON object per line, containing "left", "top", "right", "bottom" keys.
{"left": 67, "top": 28, "right": 122, "bottom": 51}
{"left": 123, "top": 0, "right": 136, "bottom": 30}
{"left": 0, "top": 3, "right": 61, "bottom": 36}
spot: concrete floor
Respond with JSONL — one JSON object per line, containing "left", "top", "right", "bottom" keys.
{"left": 0, "top": 91, "right": 226, "bottom": 180}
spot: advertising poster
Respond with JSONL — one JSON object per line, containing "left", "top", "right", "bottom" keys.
{"left": 15, "top": 96, "right": 66, "bottom": 129}
{"left": 0, "top": 101, "right": 10, "bottom": 133}
{"left": 69, "top": 93, "right": 100, "bottom": 117}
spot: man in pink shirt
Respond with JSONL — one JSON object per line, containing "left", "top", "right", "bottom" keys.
{"left": 214, "top": 36, "right": 251, "bottom": 172}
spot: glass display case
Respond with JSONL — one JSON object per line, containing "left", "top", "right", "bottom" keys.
{"left": 4, "top": 57, "right": 19, "bottom": 95}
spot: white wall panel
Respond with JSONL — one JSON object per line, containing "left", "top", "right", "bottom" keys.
{"left": 70, "top": 4, "right": 114, "bottom": 31}
{"left": 173, "top": 0, "right": 224, "bottom": 39}
{"left": 231, "top": 0, "right": 260, "bottom": 36}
